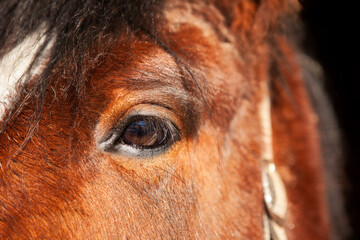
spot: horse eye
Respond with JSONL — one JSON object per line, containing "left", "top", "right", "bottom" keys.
{"left": 121, "top": 119, "right": 168, "bottom": 148}
{"left": 99, "top": 115, "right": 180, "bottom": 157}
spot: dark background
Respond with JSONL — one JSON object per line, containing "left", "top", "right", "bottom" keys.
{"left": 301, "top": 0, "right": 359, "bottom": 239}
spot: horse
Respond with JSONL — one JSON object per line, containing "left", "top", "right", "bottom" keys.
{"left": 0, "top": 0, "right": 348, "bottom": 239}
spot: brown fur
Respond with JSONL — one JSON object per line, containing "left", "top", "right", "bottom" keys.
{"left": 0, "top": 0, "right": 333, "bottom": 239}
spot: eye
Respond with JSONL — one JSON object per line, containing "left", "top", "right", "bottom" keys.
{"left": 121, "top": 118, "right": 169, "bottom": 149}
{"left": 99, "top": 115, "right": 180, "bottom": 157}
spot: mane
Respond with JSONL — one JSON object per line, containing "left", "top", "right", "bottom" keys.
{"left": 0, "top": 0, "right": 165, "bottom": 139}
{"left": 299, "top": 53, "right": 349, "bottom": 239}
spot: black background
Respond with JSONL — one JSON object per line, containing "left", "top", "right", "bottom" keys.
{"left": 301, "top": 0, "right": 359, "bottom": 239}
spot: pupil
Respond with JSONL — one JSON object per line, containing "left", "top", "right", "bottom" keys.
{"left": 122, "top": 119, "right": 167, "bottom": 148}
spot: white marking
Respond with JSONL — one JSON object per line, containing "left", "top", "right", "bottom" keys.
{"left": 0, "top": 27, "right": 54, "bottom": 120}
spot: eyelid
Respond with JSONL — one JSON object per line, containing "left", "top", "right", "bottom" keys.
{"left": 96, "top": 104, "right": 181, "bottom": 140}
{"left": 113, "top": 106, "right": 181, "bottom": 137}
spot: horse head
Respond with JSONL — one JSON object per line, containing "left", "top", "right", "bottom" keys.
{"left": 0, "top": 0, "right": 345, "bottom": 239}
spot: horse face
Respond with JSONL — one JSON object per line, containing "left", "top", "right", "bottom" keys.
{"left": 0, "top": 1, "right": 331, "bottom": 239}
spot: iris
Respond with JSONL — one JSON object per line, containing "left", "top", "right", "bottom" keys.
{"left": 121, "top": 119, "right": 168, "bottom": 149}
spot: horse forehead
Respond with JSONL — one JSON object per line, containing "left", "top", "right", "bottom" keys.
{"left": 163, "top": 2, "right": 245, "bottom": 83}
{"left": 0, "top": 27, "right": 53, "bottom": 120}
{"left": 162, "top": 2, "right": 247, "bottom": 126}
